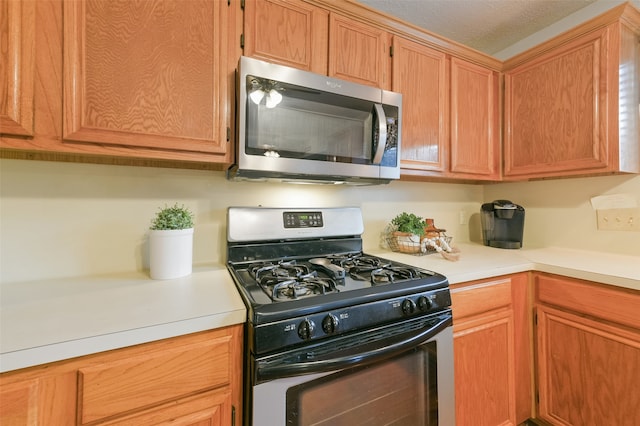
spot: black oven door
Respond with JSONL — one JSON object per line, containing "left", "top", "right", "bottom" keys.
{"left": 251, "top": 311, "right": 455, "bottom": 426}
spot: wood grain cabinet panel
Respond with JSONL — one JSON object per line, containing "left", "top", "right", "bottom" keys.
{"left": 243, "top": 0, "right": 328, "bottom": 74}
{"left": 63, "top": 0, "right": 228, "bottom": 156}
{"left": 78, "top": 335, "right": 232, "bottom": 424}
{"left": 450, "top": 274, "right": 532, "bottom": 426}
{"left": 392, "top": 36, "right": 448, "bottom": 174}
{"left": 393, "top": 37, "right": 500, "bottom": 181}
{"left": 328, "top": 13, "right": 391, "bottom": 89}
{"left": 450, "top": 57, "right": 500, "bottom": 180}
{"left": 92, "top": 388, "right": 231, "bottom": 426}
{"left": 0, "top": 371, "right": 77, "bottom": 425}
{"left": 0, "top": 326, "right": 243, "bottom": 426}
{"left": 504, "top": 8, "right": 640, "bottom": 179}
{"left": 505, "top": 29, "right": 608, "bottom": 177}
{"left": 535, "top": 273, "right": 640, "bottom": 425}
{"left": 454, "top": 310, "right": 516, "bottom": 426}
{"left": 0, "top": 0, "right": 35, "bottom": 137}
{"left": 536, "top": 306, "right": 640, "bottom": 425}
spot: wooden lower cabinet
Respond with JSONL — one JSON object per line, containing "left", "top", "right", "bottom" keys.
{"left": 450, "top": 273, "right": 532, "bottom": 426}
{"left": 92, "top": 388, "right": 231, "bottom": 426}
{"left": 0, "top": 371, "right": 76, "bottom": 425}
{"left": 535, "top": 274, "right": 640, "bottom": 425}
{"left": 0, "top": 325, "right": 242, "bottom": 426}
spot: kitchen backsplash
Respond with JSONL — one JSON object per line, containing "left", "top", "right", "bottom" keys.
{"left": 2, "top": 159, "right": 639, "bottom": 283}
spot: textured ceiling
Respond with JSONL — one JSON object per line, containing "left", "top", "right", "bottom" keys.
{"left": 358, "top": 0, "right": 599, "bottom": 55}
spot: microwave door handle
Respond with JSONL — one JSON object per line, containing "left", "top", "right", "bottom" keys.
{"left": 372, "top": 104, "right": 387, "bottom": 164}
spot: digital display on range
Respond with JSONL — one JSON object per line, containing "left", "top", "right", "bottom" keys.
{"left": 283, "top": 211, "right": 324, "bottom": 228}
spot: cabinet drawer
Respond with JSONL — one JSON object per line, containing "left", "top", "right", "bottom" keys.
{"left": 451, "top": 278, "right": 512, "bottom": 321}
{"left": 78, "top": 333, "right": 232, "bottom": 424}
{"left": 536, "top": 273, "right": 640, "bottom": 329}
{"left": 92, "top": 388, "right": 231, "bottom": 426}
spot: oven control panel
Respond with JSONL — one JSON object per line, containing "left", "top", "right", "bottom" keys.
{"left": 254, "top": 287, "right": 452, "bottom": 354}
{"left": 283, "top": 211, "right": 323, "bottom": 228}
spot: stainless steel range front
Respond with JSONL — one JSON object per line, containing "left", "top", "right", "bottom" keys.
{"left": 226, "top": 207, "right": 455, "bottom": 426}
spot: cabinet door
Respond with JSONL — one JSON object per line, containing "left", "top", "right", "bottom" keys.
{"left": 454, "top": 311, "right": 516, "bottom": 426}
{"left": 243, "top": 0, "right": 328, "bottom": 74}
{"left": 63, "top": 0, "right": 227, "bottom": 157}
{"left": 329, "top": 14, "right": 391, "bottom": 89}
{"left": 392, "top": 37, "right": 448, "bottom": 174}
{"left": 451, "top": 274, "right": 532, "bottom": 426}
{"left": 504, "top": 27, "right": 612, "bottom": 178}
{"left": 450, "top": 58, "right": 500, "bottom": 180}
{"left": 536, "top": 305, "right": 640, "bottom": 425}
{"left": 0, "top": 0, "right": 35, "bottom": 136}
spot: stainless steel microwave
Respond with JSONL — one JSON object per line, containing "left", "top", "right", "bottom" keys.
{"left": 227, "top": 56, "right": 402, "bottom": 185}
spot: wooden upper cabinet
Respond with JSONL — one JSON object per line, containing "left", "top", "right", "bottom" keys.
{"left": 504, "top": 28, "right": 610, "bottom": 177}
{"left": 243, "top": 0, "right": 328, "bottom": 74}
{"left": 393, "top": 36, "right": 499, "bottom": 180}
{"left": 392, "top": 37, "right": 448, "bottom": 173}
{"left": 450, "top": 57, "right": 500, "bottom": 180}
{"left": 63, "top": 0, "right": 228, "bottom": 157}
{"left": 0, "top": 0, "right": 35, "bottom": 137}
{"left": 504, "top": 11, "right": 640, "bottom": 179}
{"left": 328, "top": 14, "right": 391, "bottom": 89}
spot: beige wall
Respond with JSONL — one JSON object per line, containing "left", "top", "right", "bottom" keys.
{"left": 484, "top": 175, "right": 640, "bottom": 256}
{"left": 0, "top": 159, "right": 482, "bottom": 282}
{"left": 2, "top": 159, "right": 638, "bottom": 283}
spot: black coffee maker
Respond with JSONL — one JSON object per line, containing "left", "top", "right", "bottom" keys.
{"left": 481, "top": 200, "right": 525, "bottom": 249}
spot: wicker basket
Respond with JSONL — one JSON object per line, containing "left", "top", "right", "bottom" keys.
{"left": 384, "top": 229, "right": 453, "bottom": 256}
{"left": 387, "top": 231, "right": 424, "bottom": 254}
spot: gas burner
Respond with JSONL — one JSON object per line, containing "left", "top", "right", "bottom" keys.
{"left": 326, "top": 253, "right": 385, "bottom": 269}
{"left": 371, "top": 266, "right": 421, "bottom": 284}
{"left": 251, "top": 260, "right": 312, "bottom": 283}
{"left": 272, "top": 277, "right": 340, "bottom": 300}
{"left": 248, "top": 260, "right": 341, "bottom": 300}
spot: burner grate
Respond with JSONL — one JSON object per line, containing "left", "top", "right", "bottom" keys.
{"left": 272, "top": 277, "right": 339, "bottom": 300}
{"left": 248, "top": 260, "right": 341, "bottom": 301}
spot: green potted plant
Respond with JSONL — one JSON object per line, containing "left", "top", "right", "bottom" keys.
{"left": 391, "top": 212, "right": 426, "bottom": 237}
{"left": 388, "top": 212, "right": 426, "bottom": 254}
{"left": 149, "top": 203, "right": 194, "bottom": 280}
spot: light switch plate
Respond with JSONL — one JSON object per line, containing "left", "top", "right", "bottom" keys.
{"left": 596, "top": 208, "right": 640, "bottom": 231}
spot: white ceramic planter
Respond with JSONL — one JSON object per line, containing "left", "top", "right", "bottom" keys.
{"left": 149, "top": 228, "right": 194, "bottom": 280}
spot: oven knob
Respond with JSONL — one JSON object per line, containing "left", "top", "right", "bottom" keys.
{"left": 298, "top": 319, "right": 315, "bottom": 340}
{"left": 418, "top": 296, "right": 433, "bottom": 311}
{"left": 401, "top": 298, "right": 416, "bottom": 315}
{"left": 322, "top": 314, "right": 339, "bottom": 335}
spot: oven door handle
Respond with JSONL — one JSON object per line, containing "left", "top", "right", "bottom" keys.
{"left": 257, "top": 313, "right": 452, "bottom": 381}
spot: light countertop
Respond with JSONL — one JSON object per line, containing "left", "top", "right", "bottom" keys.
{"left": 1, "top": 244, "right": 638, "bottom": 374}
{"left": 0, "top": 265, "right": 246, "bottom": 373}
{"left": 367, "top": 243, "right": 640, "bottom": 290}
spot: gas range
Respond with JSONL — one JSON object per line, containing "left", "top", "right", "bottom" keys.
{"left": 226, "top": 207, "right": 451, "bottom": 355}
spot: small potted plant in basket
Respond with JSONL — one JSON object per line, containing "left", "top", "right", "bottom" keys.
{"left": 389, "top": 212, "right": 427, "bottom": 254}
{"left": 149, "top": 203, "right": 194, "bottom": 280}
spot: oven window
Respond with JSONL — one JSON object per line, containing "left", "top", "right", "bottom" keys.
{"left": 286, "top": 342, "right": 438, "bottom": 426}
{"left": 245, "top": 75, "right": 375, "bottom": 164}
